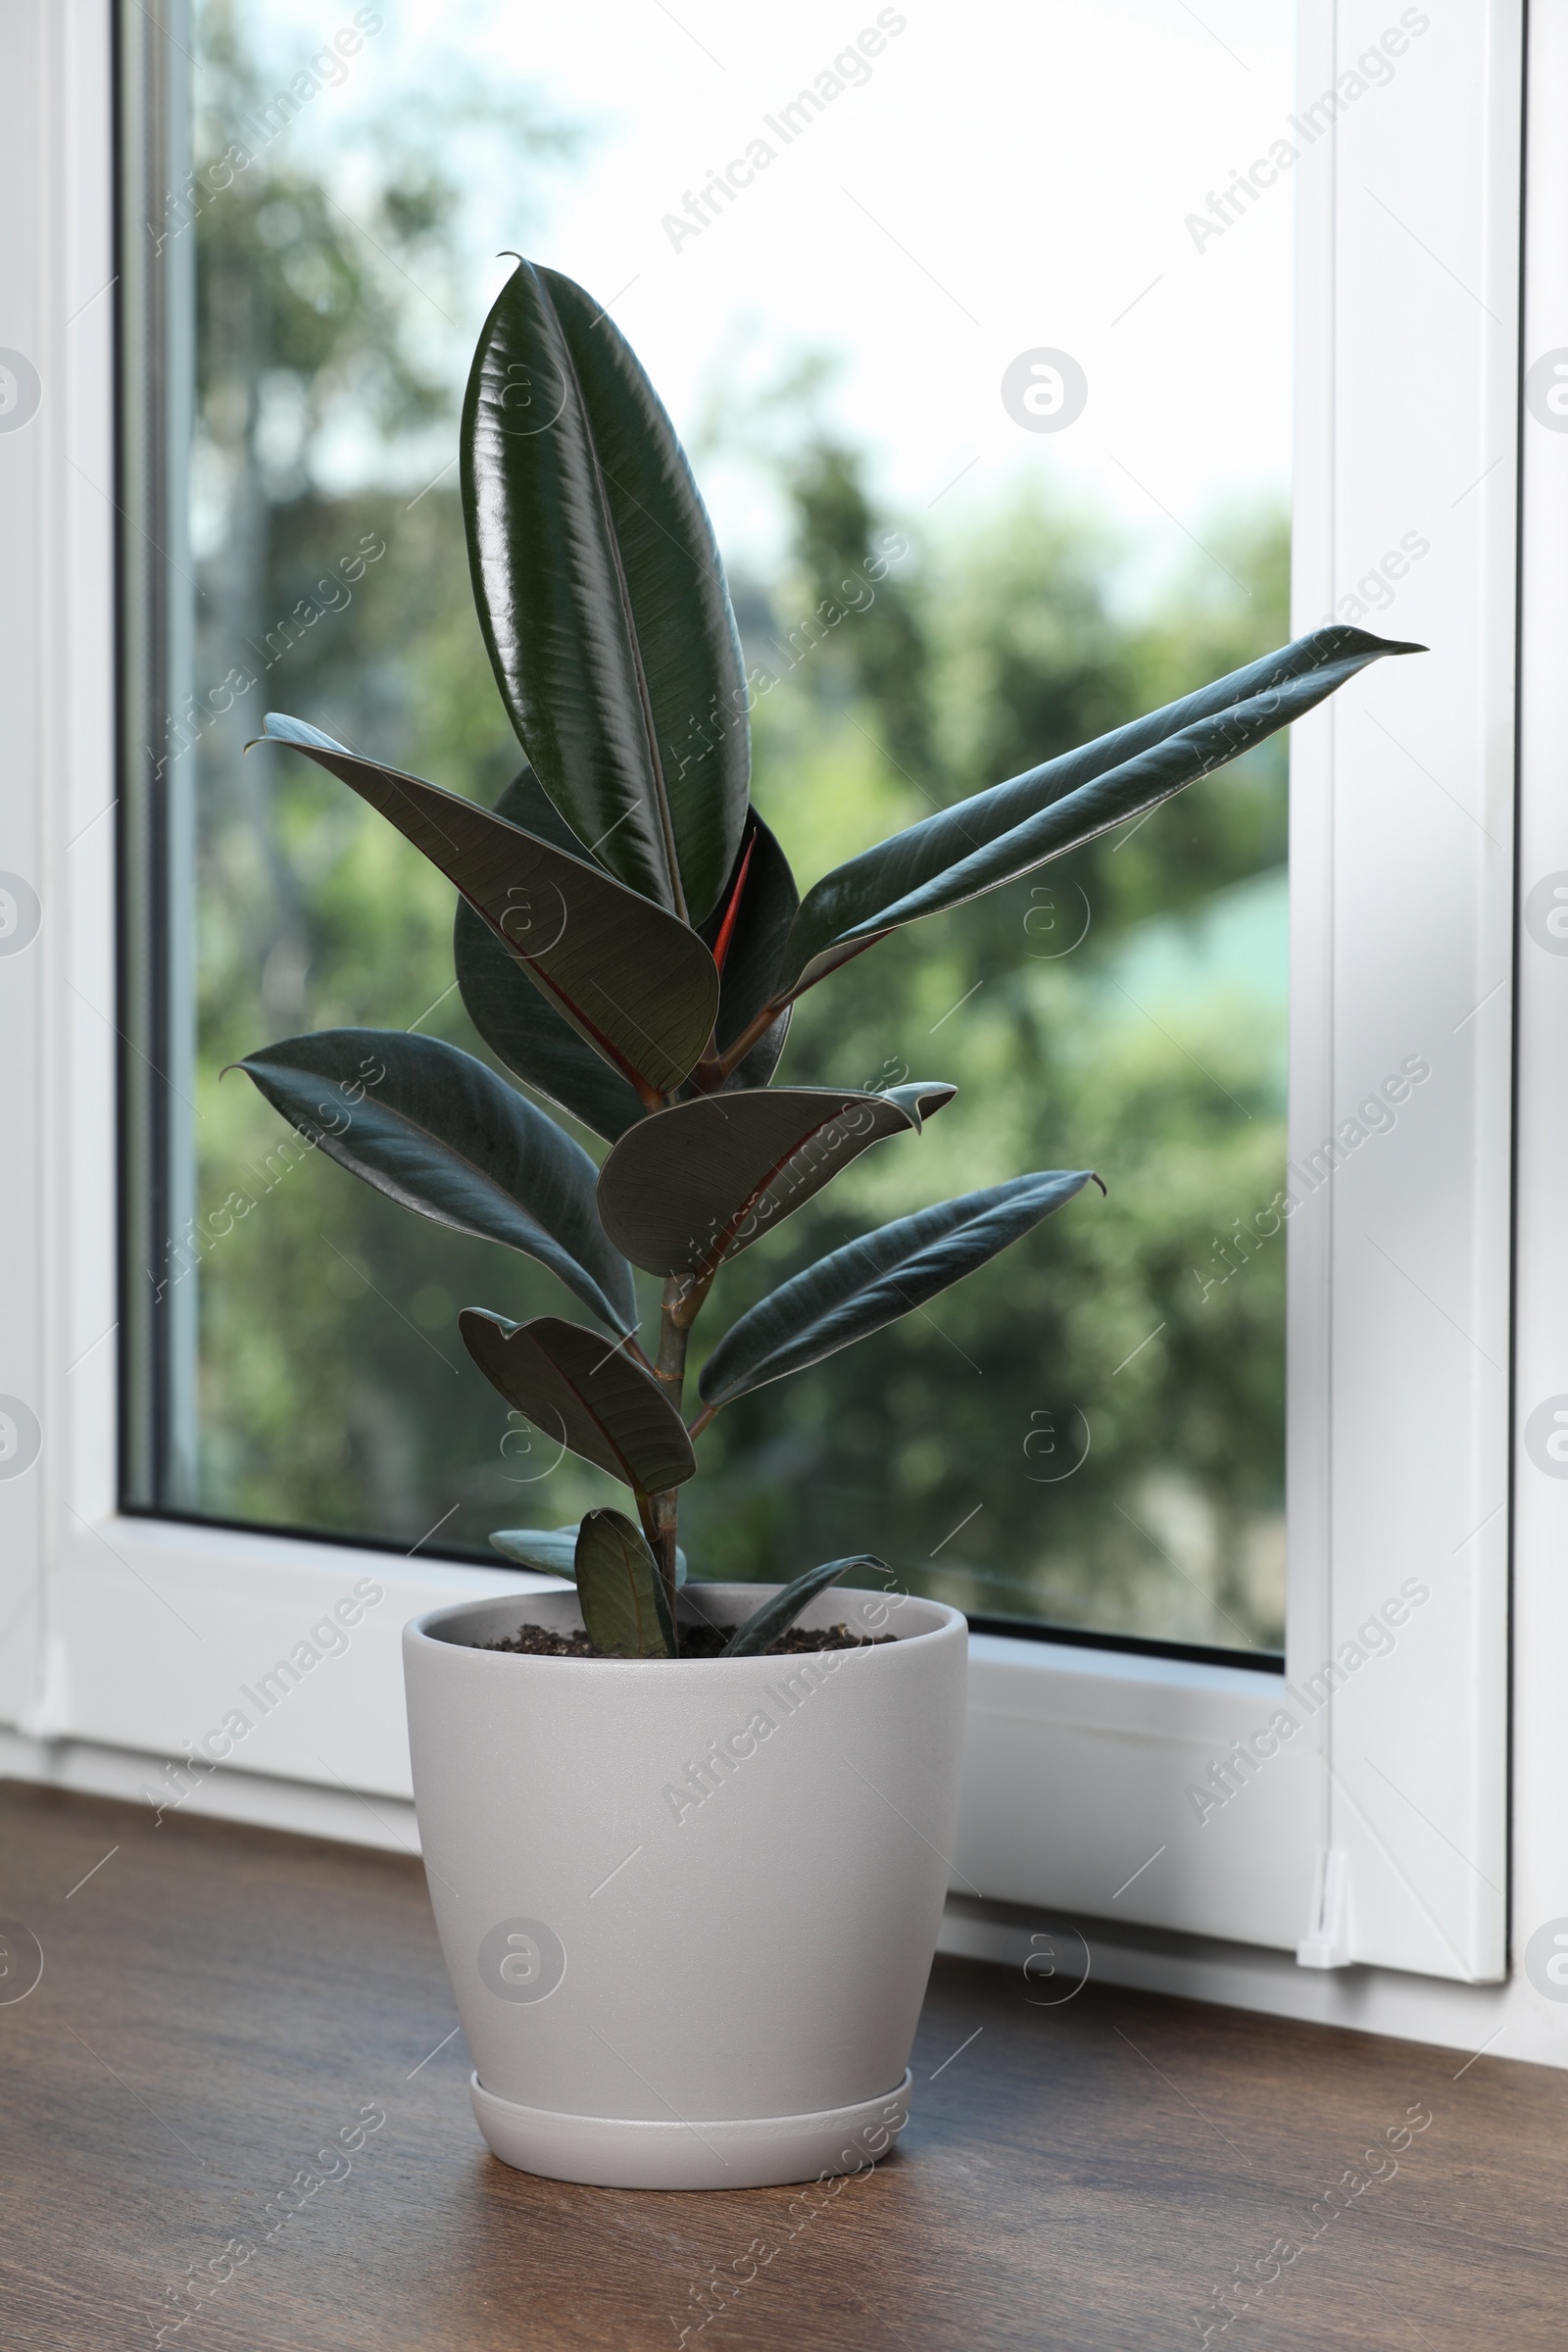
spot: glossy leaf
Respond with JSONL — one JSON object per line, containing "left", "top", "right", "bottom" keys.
{"left": 725, "top": 1008, "right": 793, "bottom": 1094}
{"left": 233, "top": 1028, "right": 637, "bottom": 1333}
{"left": 455, "top": 768, "right": 646, "bottom": 1142}
{"left": 699, "top": 1170, "right": 1101, "bottom": 1408}
{"left": 463, "top": 257, "right": 749, "bottom": 921}
{"left": 598, "top": 1083, "right": 956, "bottom": 1280}
{"left": 777, "top": 627, "right": 1423, "bottom": 1001}
{"left": 720, "top": 1555, "right": 885, "bottom": 1657}
{"left": 461, "top": 1310, "right": 697, "bottom": 1494}
{"left": 695, "top": 810, "right": 799, "bottom": 1089}
{"left": 258, "top": 716, "right": 719, "bottom": 1100}
{"left": 574, "top": 1508, "right": 676, "bottom": 1657}
{"left": 489, "top": 1524, "right": 687, "bottom": 1585}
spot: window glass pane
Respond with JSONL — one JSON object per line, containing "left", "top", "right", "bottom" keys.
{"left": 155, "top": 0, "right": 1294, "bottom": 1651}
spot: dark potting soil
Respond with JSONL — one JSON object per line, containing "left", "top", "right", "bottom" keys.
{"left": 477, "top": 1621, "right": 899, "bottom": 1661}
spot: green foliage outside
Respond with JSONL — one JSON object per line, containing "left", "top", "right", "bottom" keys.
{"left": 181, "top": 7, "right": 1291, "bottom": 1649}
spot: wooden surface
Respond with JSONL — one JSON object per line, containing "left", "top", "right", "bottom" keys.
{"left": 2, "top": 1781, "right": 1565, "bottom": 2350}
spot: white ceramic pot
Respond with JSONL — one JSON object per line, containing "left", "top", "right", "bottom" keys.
{"left": 403, "top": 1581, "right": 967, "bottom": 2190}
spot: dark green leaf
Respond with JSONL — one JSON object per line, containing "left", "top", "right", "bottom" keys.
{"left": 719, "top": 1556, "right": 885, "bottom": 1656}
{"left": 455, "top": 769, "right": 646, "bottom": 1142}
{"left": 726, "top": 1009, "right": 792, "bottom": 1093}
{"left": 695, "top": 810, "right": 799, "bottom": 1088}
{"left": 463, "top": 257, "right": 749, "bottom": 921}
{"left": 598, "top": 1082, "right": 956, "bottom": 1280}
{"left": 258, "top": 716, "right": 719, "bottom": 1099}
{"left": 461, "top": 1311, "right": 697, "bottom": 1493}
{"left": 489, "top": 1524, "right": 687, "bottom": 1585}
{"left": 699, "top": 1170, "right": 1101, "bottom": 1407}
{"left": 471, "top": 759, "right": 595, "bottom": 858}
{"left": 233, "top": 1028, "right": 637, "bottom": 1333}
{"left": 778, "top": 627, "right": 1423, "bottom": 997}
{"left": 574, "top": 1508, "right": 676, "bottom": 1657}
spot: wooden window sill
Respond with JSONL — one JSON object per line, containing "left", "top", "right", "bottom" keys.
{"left": 3, "top": 1781, "right": 1563, "bottom": 2349}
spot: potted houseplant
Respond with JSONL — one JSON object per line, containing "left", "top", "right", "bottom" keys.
{"left": 238, "top": 258, "right": 1416, "bottom": 2189}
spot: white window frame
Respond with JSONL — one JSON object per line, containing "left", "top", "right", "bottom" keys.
{"left": 7, "top": 0, "right": 1567, "bottom": 2068}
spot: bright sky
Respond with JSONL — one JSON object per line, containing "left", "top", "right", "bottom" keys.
{"left": 239, "top": 0, "right": 1297, "bottom": 588}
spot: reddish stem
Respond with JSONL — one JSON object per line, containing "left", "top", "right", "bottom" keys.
{"left": 710, "top": 834, "right": 756, "bottom": 974}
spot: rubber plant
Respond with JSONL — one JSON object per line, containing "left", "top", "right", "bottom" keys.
{"left": 238, "top": 258, "right": 1419, "bottom": 1659}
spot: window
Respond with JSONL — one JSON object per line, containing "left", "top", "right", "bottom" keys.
{"left": 124, "top": 0, "right": 1302, "bottom": 1658}
{"left": 3, "top": 0, "right": 1540, "bottom": 2034}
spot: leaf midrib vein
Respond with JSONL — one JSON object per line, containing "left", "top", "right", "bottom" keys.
{"left": 548, "top": 291, "right": 687, "bottom": 922}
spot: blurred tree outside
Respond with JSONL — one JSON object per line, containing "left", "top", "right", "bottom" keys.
{"left": 179, "top": 3, "right": 1291, "bottom": 1650}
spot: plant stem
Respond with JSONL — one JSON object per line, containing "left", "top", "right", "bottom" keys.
{"left": 650, "top": 1491, "right": 680, "bottom": 1649}
{"left": 653, "top": 1272, "right": 690, "bottom": 1400}
{"left": 713, "top": 1001, "right": 782, "bottom": 1081}
{"left": 649, "top": 1274, "right": 692, "bottom": 1650}
{"left": 714, "top": 938, "right": 885, "bottom": 1080}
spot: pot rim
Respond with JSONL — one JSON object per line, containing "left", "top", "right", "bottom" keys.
{"left": 405, "top": 1581, "right": 966, "bottom": 1673}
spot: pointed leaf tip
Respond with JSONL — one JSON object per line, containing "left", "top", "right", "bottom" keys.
{"left": 597, "top": 1082, "right": 958, "bottom": 1280}
{"left": 463, "top": 257, "right": 750, "bottom": 920}
{"left": 260, "top": 711, "right": 354, "bottom": 754}
{"left": 775, "top": 624, "right": 1426, "bottom": 1001}
{"left": 257, "top": 731, "right": 719, "bottom": 1098}
{"left": 699, "top": 1170, "right": 1099, "bottom": 1407}
{"left": 719, "top": 1555, "right": 886, "bottom": 1656}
